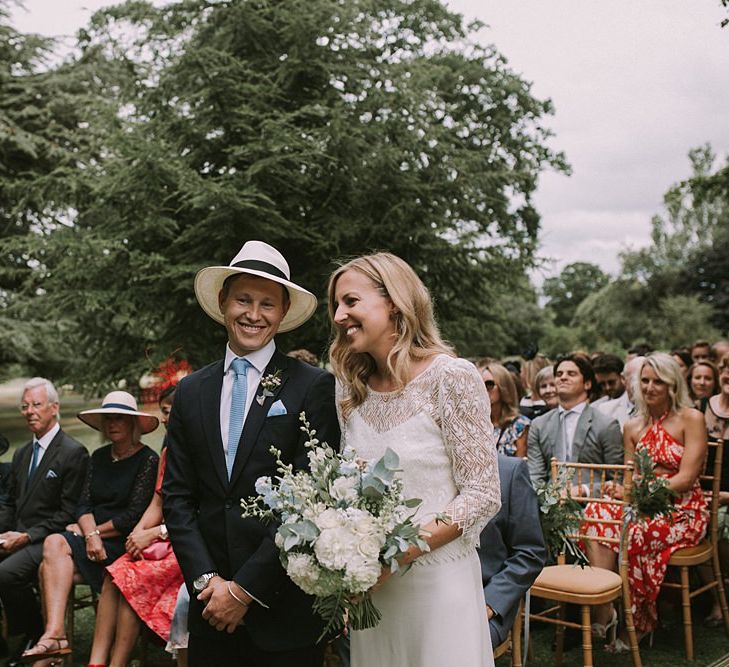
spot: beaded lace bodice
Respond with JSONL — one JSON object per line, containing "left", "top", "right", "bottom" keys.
{"left": 337, "top": 355, "right": 500, "bottom": 563}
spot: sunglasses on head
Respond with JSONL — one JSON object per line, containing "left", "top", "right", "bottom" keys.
{"left": 484, "top": 380, "right": 496, "bottom": 390}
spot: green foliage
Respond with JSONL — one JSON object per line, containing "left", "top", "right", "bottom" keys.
{"left": 543, "top": 261, "right": 609, "bottom": 327}
{"left": 3, "top": 0, "right": 567, "bottom": 389}
{"left": 534, "top": 468, "right": 588, "bottom": 566}
{"left": 627, "top": 448, "right": 677, "bottom": 522}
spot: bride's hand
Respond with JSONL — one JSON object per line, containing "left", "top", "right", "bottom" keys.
{"left": 371, "top": 565, "right": 394, "bottom": 593}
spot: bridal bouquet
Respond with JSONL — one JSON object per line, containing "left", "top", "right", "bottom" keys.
{"left": 240, "top": 413, "right": 428, "bottom": 637}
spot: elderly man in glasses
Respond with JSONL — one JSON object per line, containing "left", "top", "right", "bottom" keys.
{"left": 0, "top": 378, "right": 88, "bottom": 664}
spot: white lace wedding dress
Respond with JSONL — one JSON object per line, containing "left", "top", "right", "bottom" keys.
{"left": 339, "top": 355, "right": 500, "bottom": 667}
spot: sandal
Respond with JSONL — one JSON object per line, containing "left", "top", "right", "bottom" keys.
{"left": 591, "top": 607, "right": 618, "bottom": 641}
{"left": 20, "top": 637, "right": 71, "bottom": 662}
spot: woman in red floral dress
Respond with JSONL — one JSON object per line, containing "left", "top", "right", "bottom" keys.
{"left": 584, "top": 353, "right": 708, "bottom": 652}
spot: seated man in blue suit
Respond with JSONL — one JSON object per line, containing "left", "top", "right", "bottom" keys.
{"left": 479, "top": 454, "right": 547, "bottom": 648}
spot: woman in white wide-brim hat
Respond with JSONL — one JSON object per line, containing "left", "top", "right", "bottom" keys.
{"left": 22, "top": 392, "right": 160, "bottom": 663}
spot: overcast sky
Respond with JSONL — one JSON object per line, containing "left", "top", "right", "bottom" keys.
{"left": 10, "top": 1, "right": 729, "bottom": 280}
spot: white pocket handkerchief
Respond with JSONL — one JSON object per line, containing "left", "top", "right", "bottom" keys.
{"left": 45, "top": 469, "right": 58, "bottom": 479}
{"left": 266, "top": 400, "right": 287, "bottom": 417}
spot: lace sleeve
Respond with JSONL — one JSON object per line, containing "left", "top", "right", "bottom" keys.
{"left": 110, "top": 449, "right": 160, "bottom": 536}
{"left": 438, "top": 358, "right": 501, "bottom": 547}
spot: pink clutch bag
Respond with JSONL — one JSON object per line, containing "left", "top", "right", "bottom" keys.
{"left": 140, "top": 541, "right": 173, "bottom": 560}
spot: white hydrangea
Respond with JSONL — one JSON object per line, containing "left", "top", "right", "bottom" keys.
{"left": 329, "top": 476, "right": 358, "bottom": 503}
{"left": 314, "top": 526, "right": 355, "bottom": 570}
{"left": 286, "top": 553, "right": 322, "bottom": 595}
{"left": 344, "top": 555, "right": 381, "bottom": 591}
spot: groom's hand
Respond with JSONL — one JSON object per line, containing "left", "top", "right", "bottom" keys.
{"left": 198, "top": 576, "right": 249, "bottom": 632}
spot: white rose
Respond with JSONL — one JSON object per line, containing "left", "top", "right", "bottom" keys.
{"left": 357, "top": 533, "right": 383, "bottom": 560}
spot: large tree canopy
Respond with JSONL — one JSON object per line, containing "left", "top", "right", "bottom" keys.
{"left": 4, "top": 0, "right": 566, "bottom": 389}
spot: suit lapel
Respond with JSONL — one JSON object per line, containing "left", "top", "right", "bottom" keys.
{"left": 16, "top": 440, "right": 34, "bottom": 503}
{"left": 572, "top": 407, "right": 592, "bottom": 461}
{"left": 16, "top": 430, "right": 63, "bottom": 511}
{"left": 229, "top": 350, "right": 290, "bottom": 486}
{"left": 199, "top": 361, "right": 229, "bottom": 491}
{"left": 547, "top": 410, "right": 561, "bottom": 460}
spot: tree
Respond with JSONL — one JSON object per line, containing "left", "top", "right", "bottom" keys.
{"left": 542, "top": 262, "right": 609, "bottom": 327}
{"left": 8, "top": 0, "right": 567, "bottom": 388}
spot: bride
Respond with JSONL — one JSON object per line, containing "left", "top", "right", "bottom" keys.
{"left": 327, "top": 252, "right": 500, "bottom": 666}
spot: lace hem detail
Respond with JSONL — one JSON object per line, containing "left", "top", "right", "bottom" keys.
{"left": 414, "top": 538, "right": 474, "bottom": 567}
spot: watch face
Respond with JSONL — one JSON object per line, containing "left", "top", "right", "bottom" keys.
{"left": 193, "top": 576, "right": 206, "bottom": 592}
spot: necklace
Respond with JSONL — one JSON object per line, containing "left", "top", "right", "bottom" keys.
{"left": 111, "top": 444, "right": 138, "bottom": 463}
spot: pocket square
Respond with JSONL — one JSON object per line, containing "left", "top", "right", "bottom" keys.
{"left": 266, "top": 400, "right": 287, "bottom": 417}
{"left": 45, "top": 469, "right": 58, "bottom": 479}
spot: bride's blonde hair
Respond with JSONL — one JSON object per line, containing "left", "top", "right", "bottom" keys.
{"left": 327, "top": 253, "right": 453, "bottom": 418}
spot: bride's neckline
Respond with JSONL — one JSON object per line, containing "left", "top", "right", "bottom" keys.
{"left": 366, "top": 354, "right": 449, "bottom": 396}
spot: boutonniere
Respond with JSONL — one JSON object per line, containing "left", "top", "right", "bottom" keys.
{"left": 256, "top": 370, "right": 282, "bottom": 405}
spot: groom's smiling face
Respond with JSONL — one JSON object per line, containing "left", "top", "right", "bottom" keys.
{"left": 219, "top": 274, "right": 290, "bottom": 356}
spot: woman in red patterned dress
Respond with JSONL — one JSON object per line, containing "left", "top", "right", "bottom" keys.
{"left": 88, "top": 387, "right": 184, "bottom": 667}
{"left": 585, "top": 353, "right": 708, "bottom": 652}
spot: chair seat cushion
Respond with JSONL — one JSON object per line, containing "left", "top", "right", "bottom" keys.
{"left": 532, "top": 565, "right": 622, "bottom": 603}
{"left": 668, "top": 540, "right": 711, "bottom": 565}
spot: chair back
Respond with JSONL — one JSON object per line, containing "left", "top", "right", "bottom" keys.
{"left": 702, "top": 438, "right": 724, "bottom": 546}
{"left": 548, "top": 458, "right": 634, "bottom": 570}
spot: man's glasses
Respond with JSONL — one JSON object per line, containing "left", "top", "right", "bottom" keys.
{"left": 484, "top": 380, "right": 496, "bottom": 390}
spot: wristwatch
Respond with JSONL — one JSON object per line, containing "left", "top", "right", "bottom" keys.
{"left": 193, "top": 572, "right": 219, "bottom": 593}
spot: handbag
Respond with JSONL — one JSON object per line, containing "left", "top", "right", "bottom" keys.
{"left": 140, "top": 540, "right": 173, "bottom": 560}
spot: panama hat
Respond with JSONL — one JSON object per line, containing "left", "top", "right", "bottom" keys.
{"left": 78, "top": 391, "right": 159, "bottom": 435}
{"left": 194, "top": 240, "right": 317, "bottom": 333}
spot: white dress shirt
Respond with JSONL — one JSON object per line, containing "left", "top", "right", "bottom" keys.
{"left": 558, "top": 400, "right": 587, "bottom": 460}
{"left": 29, "top": 421, "right": 60, "bottom": 474}
{"left": 219, "top": 340, "right": 276, "bottom": 454}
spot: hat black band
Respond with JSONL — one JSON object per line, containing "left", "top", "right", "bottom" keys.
{"left": 232, "top": 259, "right": 288, "bottom": 281}
{"left": 101, "top": 402, "right": 136, "bottom": 412}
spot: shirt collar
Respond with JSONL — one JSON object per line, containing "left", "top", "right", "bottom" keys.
{"left": 35, "top": 421, "right": 60, "bottom": 450}
{"left": 224, "top": 339, "right": 276, "bottom": 375}
{"left": 558, "top": 400, "right": 588, "bottom": 417}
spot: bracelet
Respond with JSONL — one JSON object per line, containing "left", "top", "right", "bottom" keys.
{"left": 84, "top": 529, "right": 100, "bottom": 541}
{"left": 227, "top": 582, "right": 250, "bottom": 608}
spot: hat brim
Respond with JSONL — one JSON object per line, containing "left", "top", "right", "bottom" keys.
{"left": 194, "top": 266, "right": 318, "bottom": 333}
{"left": 78, "top": 409, "right": 159, "bottom": 435}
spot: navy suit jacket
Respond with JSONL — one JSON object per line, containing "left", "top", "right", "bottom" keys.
{"left": 0, "top": 428, "right": 88, "bottom": 542}
{"left": 479, "top": 455, "right": 546, "bottom": 646}
{"left": 163, "top": 348, "right": 340, "bottom": 651}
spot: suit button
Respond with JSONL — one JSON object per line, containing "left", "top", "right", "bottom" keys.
{"left": 225, "top": 499, "right": 233, "bottom": 510}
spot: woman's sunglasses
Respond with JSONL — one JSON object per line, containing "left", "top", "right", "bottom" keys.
{"left": 484, "top": 380, "right": 496, "bottom": 390}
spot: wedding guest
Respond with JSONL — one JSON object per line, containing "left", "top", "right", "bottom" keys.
{"left": 671, "top": 349, "right": 693, "bottom": 382}
{"left": 520, "top": 354, "right": 550, "bottom": 403}
{"left": 0, "top": 378, "right": 88, "bottom": 663}
{"left": 691, "top": 339, "right": 712, "bottom": 364}
{"left": 163, "top": 241, "right": 340, "bottom": 666}
{"left": 479, "top": 455, "right": 546, "bottom": 647}
{"left": 532, "top": 366, "right": 558, "bottom": 413}
{"left": 527, "top": 354, "right": 622, "bottom": 487}
{"left": 478, "top": 362, "right": 530, "bottom": 458}
{"left": 712, "top": 342, "right": 729, "bottom": 363}
{"left": 585, "top": 353, "right": 708, "bottom": 652}
{"left": 597, "top": 356, "right": 644, "bottom": 430}
{"left": 703, "top": 352, "right": 729, "bottom": 627}
{"left": 593, "top": 354, "right": 625, "bottom": 401}
{"left": 88, "top": 387, "right": 183, "bottom": 667}
{"left": 286, "top": 348, "right": 320, "bottom": 366}
{"left": 329, "top": 252, "right": 500, "bottom": 666}
{"left": 21, "top": 392, "right": 159, "bottom": 662}
{"left": 688, "top": 360, "right": 720, "bottom": 411}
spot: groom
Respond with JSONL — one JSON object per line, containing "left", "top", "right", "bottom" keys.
{"left": 163, "top": 241, "right": 340, "bottom": 666}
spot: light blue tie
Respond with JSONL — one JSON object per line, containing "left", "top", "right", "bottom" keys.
{"left": 227, "top": 358, "right": 251, "bottom": 479}
{"left": 28, "top": 441, "right": 41, "bottom": 480}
